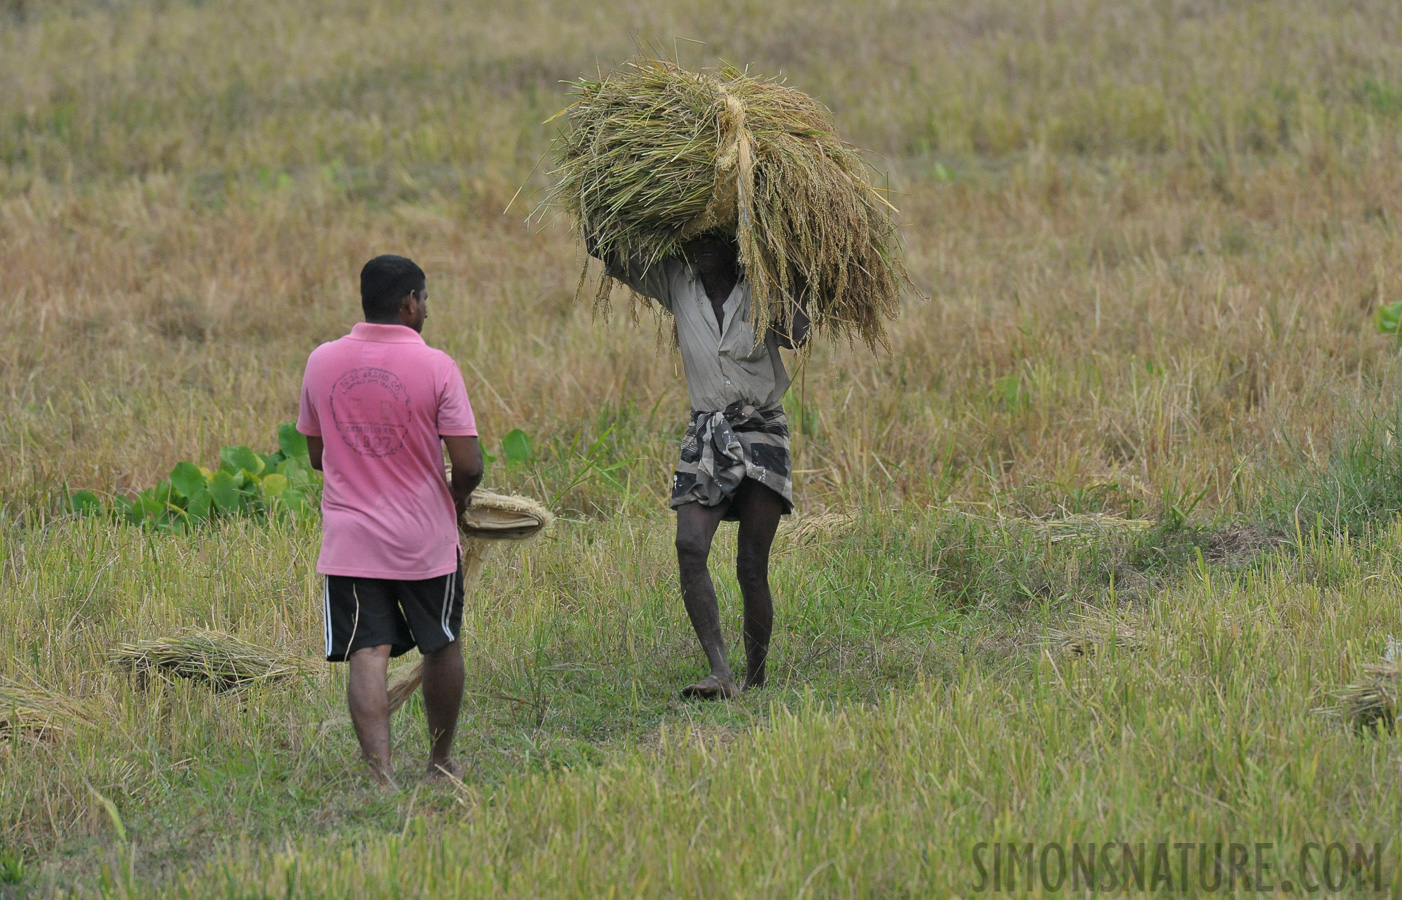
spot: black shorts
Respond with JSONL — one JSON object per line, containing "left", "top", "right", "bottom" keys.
{"left": 321, "top": 554, "right": 464, "bottom": 662}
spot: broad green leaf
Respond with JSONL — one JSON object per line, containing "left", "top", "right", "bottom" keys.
{"left": 277, "top": 457, "right": 311, "bottom": 487}
{"left": 119, "top": 497, "right": 143, "bottom": 525}
{"left": 502, "top": 429, "right": 533, "bottom": 464}
{"left": 259, "top": 452, "right": 283, "bottom": 472}
{"left": 280, "top": 488, "right": 310, "bottom": 516}
{"left": 220, "top": 445, "right": 263, "bottom": 475}
{"left": 1377, "top": 301, "right": 1402, "bottom": 337}
{"left": 169, "top": 461, "right": 206, "bottom": 499}
{"left": 278, "top": 422, "right": 309, "bottom": 460}
{"left": 69, "top": 491, "right": 102, "bottom": 514}
{"left": 138, "top": 491, "right": 165, "bottom": 520}
{"left": 239, "top": 469, "right": 262, "bottom": 488}
{"left": 186, "top": 489, "right": 213, "bottom": 521}
{"left": 207, "top": 471, "right": 241, "bottom": 514}
{"left": 152, "top": 479, "right": 176, "bottom": 506}
{"left": 261, "top": 473, "right": 289, "bottom": 498}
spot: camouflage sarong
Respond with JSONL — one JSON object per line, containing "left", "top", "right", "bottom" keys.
{"left": 670, "top": 402, "right": 793, "bottom": 519}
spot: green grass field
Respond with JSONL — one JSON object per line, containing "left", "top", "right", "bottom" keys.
{"left": 3, "top": 0, "right": 1402, "bottom": 895}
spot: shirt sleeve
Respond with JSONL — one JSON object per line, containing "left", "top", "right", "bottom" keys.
{"left": 436, "top": 359, "right": 478, "bottom": 437}
{"left": 296, "top": 357, "right": 321, "bottom": 437}
{"left": 603, "top": 252, "right": 677, "bottom": 311}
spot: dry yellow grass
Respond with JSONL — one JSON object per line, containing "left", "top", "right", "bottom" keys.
{"left": 0, "top": 0, "right": 1397, "bottom": 523}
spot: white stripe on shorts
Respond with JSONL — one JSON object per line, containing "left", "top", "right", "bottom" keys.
{"left": 322, "top": 577, "right": 332, "bottom": 658}
{"left": 441, "top": 569, "right": 455, "bottom": 642}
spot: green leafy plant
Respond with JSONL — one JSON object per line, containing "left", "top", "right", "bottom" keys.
{"left": 0, "top": 848, "right": 24, "bottom": 885}
{"left": 545, "top": 425, "right": 631, "bottom": 508}
{"left": 1160, "top": 482, "right": 1209, "bottom": 533}
{"left": 501, "top": 428, "right": 535, "bottom": 464}
{"left": 1375, "top": 300, "right": 1402, "bottom": 341}
{"left": 69, "top": 423, "right": 321, "bottom": 532}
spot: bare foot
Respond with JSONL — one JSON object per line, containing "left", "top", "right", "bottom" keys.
{"left": 425, "top": 759, "right": 461, "bottom": 783}
{"left": 680, "top": 674, "right": 740, "bottom": 700}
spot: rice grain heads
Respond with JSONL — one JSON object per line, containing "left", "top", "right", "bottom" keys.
{"left": 547, "top": 57, "right": 909, "bottom": 349}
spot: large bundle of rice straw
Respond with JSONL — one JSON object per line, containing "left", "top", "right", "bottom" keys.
{"left": 113, "top": 627, "right": 309, "bottom": 693}
{"left": 547, "top": 57, "right": 909, "bottom": 349}
{"left": 0, "top": 674, "right": 93, "bottom": 743}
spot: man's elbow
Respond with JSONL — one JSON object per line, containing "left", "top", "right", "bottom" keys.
{"left": 452, "top": 456, "right": 485, "bottom": 492}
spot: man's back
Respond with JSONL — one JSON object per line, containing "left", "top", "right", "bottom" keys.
{"left": 298, "top": 322, "right": 476, "bottom": 580}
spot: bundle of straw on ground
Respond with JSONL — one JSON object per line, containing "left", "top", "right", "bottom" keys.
{"left": 547, "top": 57, "right": 908, "bottom": 349}
{"left": 1046, "top": 614, "right": 1152, "bottom": 658}
{"left": 1335, "top": 659, "right": 1399, "bottom": 736}
{"left": 112, "top": 627, "right": 309, "bottom": 693}
{"left": 786, "top": 511, "right": 856, "bottom": 545}
{"left": 384, "top": 490, "right": 553, "bottom": 715}
{"left": 0, "top": 674, "right": 93, "bottom": 743}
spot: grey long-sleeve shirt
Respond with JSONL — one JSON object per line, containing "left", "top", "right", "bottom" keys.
{"left": 605, "top": 257, "right": 794, "bottom": 413}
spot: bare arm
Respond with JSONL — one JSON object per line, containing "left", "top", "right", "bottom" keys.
{"left": 442, "top": 434, "right": 484, "bottom": 522}
{"left": 307, "top": 435, "right": 324, "bottom": 471}
{"left": 586, "top": 233, "right": 675, "bottom": 309}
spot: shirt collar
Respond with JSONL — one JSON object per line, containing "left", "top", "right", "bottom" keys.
{"left": 348, "top": 322, "right": 426, "bottom": 344}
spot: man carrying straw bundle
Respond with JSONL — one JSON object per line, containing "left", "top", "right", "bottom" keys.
{"left": 297, "top": 255, "right": 483, "bottom": 786}
{"left": 591, "top": 234, "right": 809, "bottom": 699}
{"left": 555, "top": 57, "right": 907, "bottom": 699}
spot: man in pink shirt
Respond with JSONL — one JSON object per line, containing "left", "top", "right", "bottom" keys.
{"left": 297, "top": 254, "right": 483, "bottom": 787}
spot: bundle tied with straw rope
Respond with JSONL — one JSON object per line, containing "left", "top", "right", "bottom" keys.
{"left": 384, "top": 489, "right": 553, "bottom": 714}
{"left": 546, "top": 57, "right": 909, "bottom": 350}
{"left": 112, "top": 627, "right": 310, "bottom": 693}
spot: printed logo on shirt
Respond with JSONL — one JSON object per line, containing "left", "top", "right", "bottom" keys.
{"left": 329, "top": 367, "right": 411, "bottom": 457}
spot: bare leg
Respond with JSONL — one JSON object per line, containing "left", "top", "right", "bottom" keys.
{"left": 675, "top": 499, "right": 740, "bottom": 699}
{"left": 347, "top": 644, "right": 397, "bottom": 787}
{"left": 421, "top": 639, "right": 465, "bottom": 778}
{"left": 733, "top": 480, "right": 784, "bottom": 690}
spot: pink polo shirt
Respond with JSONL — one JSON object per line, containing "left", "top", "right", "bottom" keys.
{"left": 297, "top": 322, "right": 477, "bottom": 579}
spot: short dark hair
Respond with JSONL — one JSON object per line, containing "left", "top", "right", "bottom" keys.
{"left": 360, "top": 255, "right": 426, "bottom": 321}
